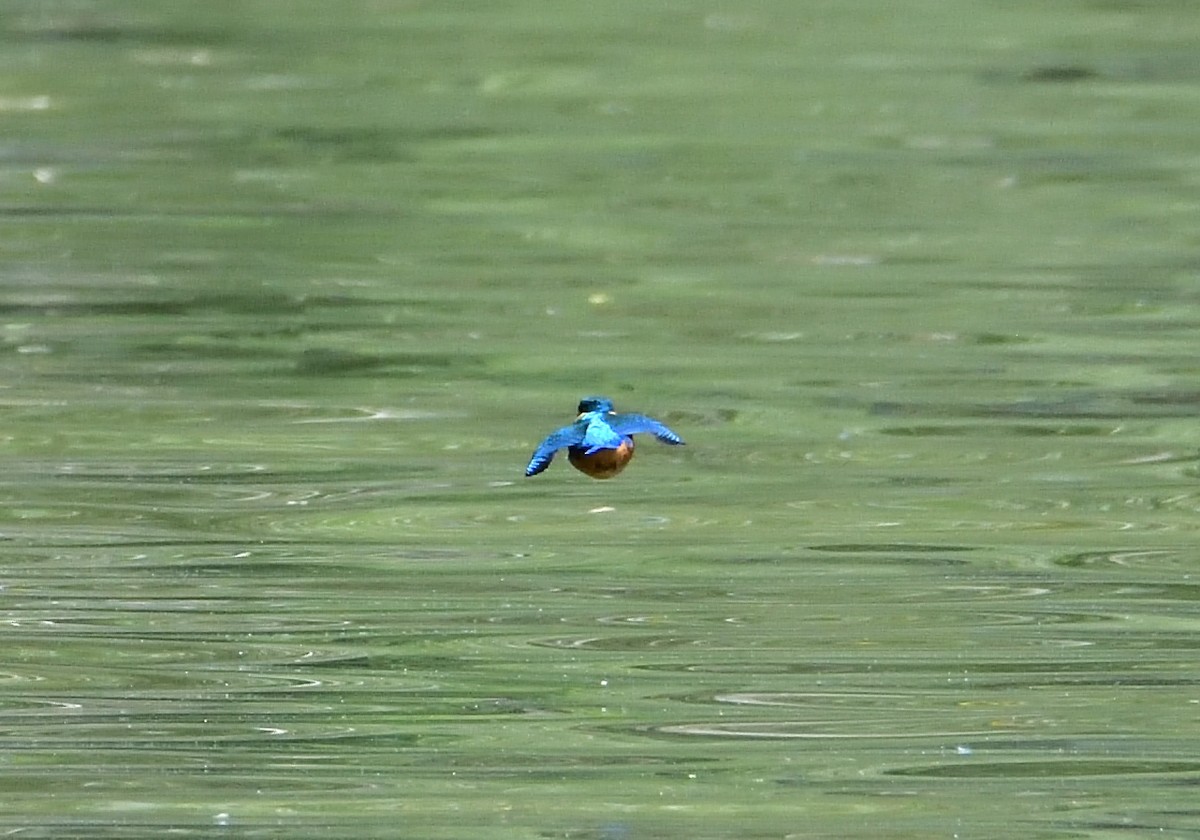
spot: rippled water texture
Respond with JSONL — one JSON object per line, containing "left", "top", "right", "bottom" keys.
{"left": 3, "top": 1, "right": 1200, "bottom": 837}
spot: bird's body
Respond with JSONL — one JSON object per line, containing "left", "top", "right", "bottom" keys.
{"left": 568, "top": 437, "right": 635, "bottom": 479}
{"left": 525, "top": 396, "right": 684, "bottom": 479}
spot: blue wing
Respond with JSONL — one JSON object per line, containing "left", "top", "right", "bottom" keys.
{"left": 525, "top": 423, "right": 586, "bottom": 476}
{"left": 609, "top": 413, "right": 685, "bottom": 446}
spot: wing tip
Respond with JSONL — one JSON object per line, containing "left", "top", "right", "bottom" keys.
{"left": 525, "top": 455, "right": 552, "bottom": 476}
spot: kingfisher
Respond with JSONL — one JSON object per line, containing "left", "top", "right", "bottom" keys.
{"left": 525, "top": 396, "right": 685, "bottom": 479}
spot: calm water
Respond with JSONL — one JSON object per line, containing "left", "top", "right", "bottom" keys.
{"left": 3, "top": 1, "right": 1200, "bottom": 837}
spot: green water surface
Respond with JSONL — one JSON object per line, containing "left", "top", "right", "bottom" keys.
{"left": 2, "top": 1, "right": 1200, "bottom": 837}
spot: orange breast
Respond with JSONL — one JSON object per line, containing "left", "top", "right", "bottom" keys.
{"left": 568, "top": 439, "right": 634, "bottom": 479}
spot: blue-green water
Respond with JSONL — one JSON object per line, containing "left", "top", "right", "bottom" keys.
{"left": 3, "top": 2, "right": 1200, "bottom": 837}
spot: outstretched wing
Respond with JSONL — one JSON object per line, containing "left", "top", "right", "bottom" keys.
{"left": 525, "top": 423, "right": 586, "bottom": 476}
{"left": 609, "top": 413, "right": 685, "bottom": 446}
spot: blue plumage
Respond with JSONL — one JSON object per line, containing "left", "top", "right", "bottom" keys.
{"left": 525, "top": 396, "right": 685, "bottom": 479}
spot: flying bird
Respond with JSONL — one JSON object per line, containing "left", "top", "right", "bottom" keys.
{"left": 525, "top": 396, "right": 685, "bottom": 479}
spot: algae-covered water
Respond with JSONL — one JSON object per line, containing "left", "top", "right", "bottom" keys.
{"left": 3, "top": 2, "right": 1200, "bottom": 837}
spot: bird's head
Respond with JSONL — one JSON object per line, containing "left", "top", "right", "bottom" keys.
{"left": 576, "top": 396, "right": 614, "bottom": 415}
